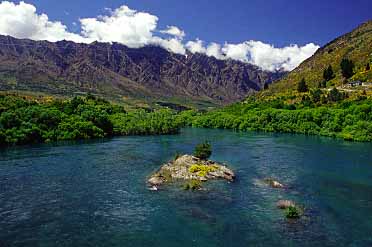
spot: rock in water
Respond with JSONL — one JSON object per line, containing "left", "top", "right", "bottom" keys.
{"left": 148, "top": 176, "right": 165, "bottom": 186}
{"left": 147, "top": 155, "right": 235, "bottom": 188}
{"left": 271, "top": 181, "right": 284, "bottom": 188}
{"left": 264, "top": 178, "right": 284, "bottom": 188}
{"left": 148, "top": 186, "right": 159, "bottom": 191}
{"left": 276, "top": 200, "right": 296, "bottom": 209}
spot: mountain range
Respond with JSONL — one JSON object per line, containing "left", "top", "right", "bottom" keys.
{"left": 0, "top": 35, "right": 283, "bottom": 107}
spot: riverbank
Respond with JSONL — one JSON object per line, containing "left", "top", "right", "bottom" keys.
{"left": 1, "top": 94, "right": 372, "bottom": 147}
{"left": 178, "top": 95, "right": 372, "bottom": 142}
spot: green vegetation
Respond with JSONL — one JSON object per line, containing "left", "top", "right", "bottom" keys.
{"left": 174, "top": 152, "right": 182, "bottom": 160}
{"left": 183, "top": 180, "right": 202, "bottom": 191}
{"left": 328, "top": 88, "right": 346, "bottom": 102}
{"left": 213, "top": 22, "right": 372, "bottom": 143}
{"left": 109, "top": 109, "right": 179, "bottom": 136}
{"left": 285, "top": 206, "right": 301, "bottom": 219}
{"left": 179, "top": 92, "right": 372, "bottom": 142}
{"left": 2, "top": 22, "right": 372, "bottom": 148}
{"left": 189, "top": 164, "right": 218, "bottom": 177}
{"left": 323, "top": 65, "right": 335, "bottom": 82}
{"left": 193, "top": 141, "right": 212, "bottom": 160}
{"left": 0, "top": 95, "right": 179, "bottom": 146}
{"left": 297, "top": 78, "right": 308, "bottom": 93}
{"left": 268, "top": 21, "right": 372, "bottom": 92}
{"left": 2, "top": 90, "right": 372, "bottom": 147}
{"left": 340, "top": 58, "right": 355, "bottom": 79}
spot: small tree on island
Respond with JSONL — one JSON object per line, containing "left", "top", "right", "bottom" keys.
{"left": 297, "top": 78, "right": 308, "bottom": 93}
{"left": 194, "top": 141, "right": 212, "bottom": 160}
{"left": 340, "top": 58, "right": 354, "bottom": 80}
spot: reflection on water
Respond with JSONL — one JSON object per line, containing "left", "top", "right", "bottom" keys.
{"left": 1, "top": 128, "right": 372, "bottom": 246}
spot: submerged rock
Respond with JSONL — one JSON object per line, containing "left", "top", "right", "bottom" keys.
{"left": 264, "top": 178, "right": 285, "bottom": 188}
{"left": 147, "top": 155, "right": 235, "bottom": 188}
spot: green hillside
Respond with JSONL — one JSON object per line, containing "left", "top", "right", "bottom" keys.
{"left": 174, "top": 21, "right": 372, "bottom": 142}
{"left": 267, "top": 20, "right": 372, "bottom": 94}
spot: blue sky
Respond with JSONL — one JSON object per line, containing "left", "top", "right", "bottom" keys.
{"left": 0, "top": 0, "right": 371, "bottom": 71}
{"left": 12, "top": 0, "right": 372, "bottom": 46}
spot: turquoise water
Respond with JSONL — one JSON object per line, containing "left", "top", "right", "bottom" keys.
{"left": 1, "top": 128, "right": 372, "bottom": 247}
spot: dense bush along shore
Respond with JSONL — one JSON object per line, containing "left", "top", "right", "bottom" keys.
{"left": 0, "top": 95, "right": 179, "bottom": 146}
{"left": 1, "top": 92, "right": 372, "bottom": 146}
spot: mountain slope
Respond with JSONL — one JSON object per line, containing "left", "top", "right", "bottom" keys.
{"left": 268, "top": 20, "right": 372, "bottom": 93}
{"left": 0, "top": 35, "right": 283, "bottom": 106}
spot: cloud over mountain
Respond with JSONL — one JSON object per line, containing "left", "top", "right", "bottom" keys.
{"left": 0, "top": 1, "right": 319, "bottom": 71}
{"left": 0, "top": 1, "right": 85, "bottom": 42}
{"left": 160, "top": 26, "right": 185, "bottom": 39}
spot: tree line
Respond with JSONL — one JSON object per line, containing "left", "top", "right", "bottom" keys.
{"left": 1, "top": 90, "right": 372, "bottom": 147}
{"left": 177, "top": 94, "right": 372, "bottom": 142}
{"left": 298, "top": 58, "right": 358, "bottom": 93}
{"left": 0, "top": 95, "right": 179, "bottom": 146}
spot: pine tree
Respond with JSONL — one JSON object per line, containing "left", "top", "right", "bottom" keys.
{"left": 297, "top": 78, "right": 308, "bottom": 93}
{"left": 340, "top": 58, "right": 354, "bottom": 79}
{"left": 329, "top": 88, "right": 343, "bottom": 102}
{"left": 323, "top": 65, "right": 335, "bottom": 81}
{"left": 318, "top": 81, "right": 322, "bottom": 88}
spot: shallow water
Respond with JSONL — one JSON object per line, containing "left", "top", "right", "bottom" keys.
{"left": 1, "top": 128, "right": 372, "bottom": 246}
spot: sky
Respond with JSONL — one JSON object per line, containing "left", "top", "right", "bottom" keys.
{"left": 0, "top": 0, "right": 371, "bottom": 71}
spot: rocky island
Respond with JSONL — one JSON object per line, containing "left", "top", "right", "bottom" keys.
{"left": 147, "top": 142, "right": 235, "bottom": 190}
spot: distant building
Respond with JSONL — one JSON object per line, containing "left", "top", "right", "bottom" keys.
{"left": 348, "top": 81, "right": 363, "bottom": 87}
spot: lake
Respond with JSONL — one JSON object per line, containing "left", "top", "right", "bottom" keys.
{"left": 1, "top": 128, "right": 372, "bottom": 247}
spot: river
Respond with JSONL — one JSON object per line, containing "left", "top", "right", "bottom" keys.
{"left": 1, "top": 128, "right": 372, "bottom": 246}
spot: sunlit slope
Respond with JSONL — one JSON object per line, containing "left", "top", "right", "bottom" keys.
{"left": 267, "top": 20, "right": 372, "bottom": 94}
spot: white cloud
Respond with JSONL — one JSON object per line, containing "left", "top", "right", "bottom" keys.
{"left": 186, "top": 39, "right": 319, "bottom": 71}
{"left": 0, "top": 1, "right": 319, "bottom": 71}
{"left": 160, "top": 25, "right": 185, "bottom": 39}
{"left": 0, "top": 1, "right": 86, "bottom": 43}
{"left": 186, "top": 39, "right": 206, "bottom": 53}
{"left": 80, "top": 5, "right": 157, "bottom": 48}
{"left": 242, "top": 41, "right": 319, "bottom": 71}
{"left": 206, "top": 42, "right": 224, "bottom": 60}
{"left": 0, "top": 1, "right": 185, "bottom": 54}
{"left": 222, "top": 43, "right": 250, "bottom": 62}
{"left": 152, "top": 36, "right": 186, "bottom": 54}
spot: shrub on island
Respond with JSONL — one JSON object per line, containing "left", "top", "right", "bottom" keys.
{"left": 285, "top": 205, "right": 302, "bottom": 219}
{"left": 183, "top": 180, "right": 202, "bottom": 191}
{"left": 193, "top": 141, "right": 212, "bottom": 160}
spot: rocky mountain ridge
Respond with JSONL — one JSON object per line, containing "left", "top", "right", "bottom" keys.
{"left": 0, "top": 35, "right": 283, "bottom": 106}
